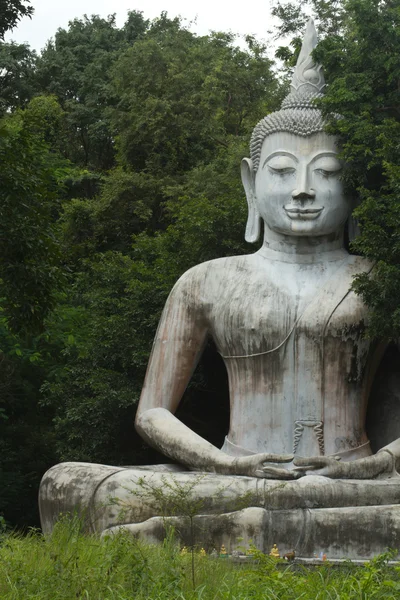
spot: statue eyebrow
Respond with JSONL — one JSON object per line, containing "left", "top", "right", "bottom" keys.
{"left": 309, "top": 151, "right": 341, "bottom": 164}
{"left": 262, "top": 150, "right": 341, "bottom": 170}
{"left": 262, "top": 151, "right": 297, "bottom": 169}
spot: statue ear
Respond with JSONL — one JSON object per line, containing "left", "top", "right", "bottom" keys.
{"left": 241, "top": 158, "right": 261, "bottom": 244}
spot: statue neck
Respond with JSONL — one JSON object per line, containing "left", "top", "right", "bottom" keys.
{"left": 260, "top": 224, "right": 348, "bottom": 264}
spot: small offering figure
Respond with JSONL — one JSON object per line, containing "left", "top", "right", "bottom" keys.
{"left": 283, "top": 550, "right": 296, "bottom": 561}
{"left": 220, "top": 544, "right": 228, "bottom": 556}
{"left": 269, "top": 544, "right": 280, "bottom": 558}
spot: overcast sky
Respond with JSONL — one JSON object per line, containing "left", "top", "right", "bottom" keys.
{"left": 5, "top": 0, "right": 278, "bottom": 52}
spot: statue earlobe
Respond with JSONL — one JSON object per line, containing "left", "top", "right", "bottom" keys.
{"left": 241, "top": 158, "right": 261, "bottom": 243}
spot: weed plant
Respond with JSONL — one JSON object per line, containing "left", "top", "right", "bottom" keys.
{"left": 1, "top": 518, "right": 400, "bottom": 599}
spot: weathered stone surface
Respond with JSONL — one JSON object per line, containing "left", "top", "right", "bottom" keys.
{"left": 40, "top": 463, "right": 400, "bottom": 558}
{"left": 101, "top": 504, "right": 400, "bottom": 559}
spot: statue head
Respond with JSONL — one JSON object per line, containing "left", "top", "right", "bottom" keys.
{"left": 242, "top": 20, "right": 352, "bottom": 243}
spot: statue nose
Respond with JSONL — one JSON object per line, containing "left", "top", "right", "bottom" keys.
{"left": 292, "top": 190, "right": 316, "bottom": 201}
{"left": 292, "top": 166, "right": 316, "bottom": 201}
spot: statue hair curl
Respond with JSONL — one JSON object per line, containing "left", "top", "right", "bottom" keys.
{"left": 250, "top": 93, "right": 326, "bottom": 172}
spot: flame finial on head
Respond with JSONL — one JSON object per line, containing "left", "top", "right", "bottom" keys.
{"left": 282, "top": 18, "right": 326, "bottom": 109}
{"left": 291, "top": 19, "right": 325, "bottom": 94}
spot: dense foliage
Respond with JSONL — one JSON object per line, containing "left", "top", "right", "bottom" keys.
{"left": 0, "top": 0, "right": 32, "bottom": 39}
{"left": 0, "top": 521, "right": 399, "bottom": 599}
{"left": 1, "top": 0, "right": 400, "bottom": 528}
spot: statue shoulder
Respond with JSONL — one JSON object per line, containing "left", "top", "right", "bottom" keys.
{"left": 170, "top": 255, "right": 255, "bottom": 303}
{"left": 346, "top": 254, "right": 374, "bottom": 276}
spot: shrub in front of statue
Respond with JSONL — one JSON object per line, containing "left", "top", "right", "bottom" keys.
{"left": 0, "top": 518, "right": 399, "bottom": 599}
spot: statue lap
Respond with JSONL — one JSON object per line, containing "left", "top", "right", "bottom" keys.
{"left": 39, "top": 462, "right": 400, "bottom": 558}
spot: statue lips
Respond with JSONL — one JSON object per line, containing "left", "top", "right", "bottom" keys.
{"left": 284, "top": 205, "right": 324, "bottom": 220}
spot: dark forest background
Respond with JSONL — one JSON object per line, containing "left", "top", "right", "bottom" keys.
{"left": 1, "top": 0, "right": 400, "bottom": 528}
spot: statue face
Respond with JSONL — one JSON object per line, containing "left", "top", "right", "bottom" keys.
{"left": 254, "top": 131, "right": 351, "bottom": 237}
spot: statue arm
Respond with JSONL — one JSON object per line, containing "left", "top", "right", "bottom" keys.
{"left": 135, "top": 268, "right": 296, "bottom": 478}
{"left": 135, "top": 269, "right": 236, "bottom": 473}
{"left": 136, "top": 408, "right": 236, "bottom": 473}
{"left": 293, "top": 452, "right": 395, "bottom": 479}
{"left": 293, "top": 438, "right": 400, "bottom": 479}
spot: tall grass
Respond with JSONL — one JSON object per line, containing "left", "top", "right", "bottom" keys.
{"left": 0, "top": 518, "right": 400, "bottom": 599}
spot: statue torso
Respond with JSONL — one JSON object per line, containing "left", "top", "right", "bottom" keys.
{"left": 184, "top": 249, "right": 381, "bottom": 459}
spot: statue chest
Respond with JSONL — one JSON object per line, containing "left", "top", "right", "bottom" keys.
{"left": 204, "top": 261, "right": 374, "bottom": 457}
{"left": 208, "top": 273, "right": 369, "bottom": 361}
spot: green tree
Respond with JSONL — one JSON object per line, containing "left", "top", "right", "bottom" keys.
{"left": 112, "top": 15, "right": 279, "bottom": 176}
{"left": 0, "top": 98, "right": 68, "bottom": 526}
{"left": 0, "top": 0, "right": 32, "bottom": 39}
{"left": 0, "top": 323, "right": 56, "bottom": 527}
{"left": 0, "top": 42, "right": 37, "bottom": 113}
{"left": 77, "top": 15, "right": 282, "bottom": 255}
{"left": 0, "top": 109, "right": 64, "bottom": 335}
{"left": 35, "top": 12, "right": 148, "bottom": 171}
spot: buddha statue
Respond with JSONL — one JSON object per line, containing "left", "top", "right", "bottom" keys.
{"left": 39, "top": 21, "right": 400, "bottom": 559}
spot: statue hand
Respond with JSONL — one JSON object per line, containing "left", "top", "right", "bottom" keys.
{"left": 293, "top": 450, "right": 396, "bottom": 479}
{"left": 232, "top": 453, "right": 300, "bottom": 479}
